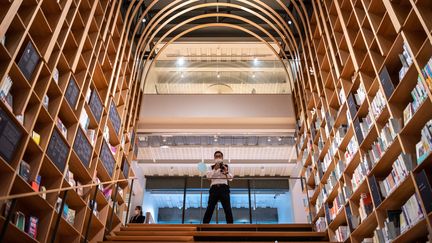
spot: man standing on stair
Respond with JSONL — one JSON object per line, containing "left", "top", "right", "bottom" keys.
{"left": 203, "top": 151, "right": 234, "bottom": 224}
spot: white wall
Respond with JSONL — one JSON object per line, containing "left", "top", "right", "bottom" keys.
{"left": 137, "top": 94, "right": 296, "bottom": 133}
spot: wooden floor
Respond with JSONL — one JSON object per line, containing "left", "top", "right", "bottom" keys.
{"left": 101, "top": 224, "right": 334, "bottom": 243}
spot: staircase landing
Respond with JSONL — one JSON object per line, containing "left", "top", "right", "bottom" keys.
{"left": 101, "top": 224, "right": 333, "bottom": 243}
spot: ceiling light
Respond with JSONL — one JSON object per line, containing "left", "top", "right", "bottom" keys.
{"left": 181, "top": 72, "right": 184, "bottom": 78}
{"left": 161, "top": 145, "right": 169, "bottom": 149}
{"left": 217, "top": 72, "right": 220, "bottom": 78}
{"left": 278, "top": 137, "right": 282, "bottom": 141}
{"left": 253, "top": 57, "right": 258, "bottom": 65}
{"left": 142, "top": 18, "right": 146, "bottom": 23}
{"left": 267, "top": 137, "right": 271, "bottom": 142}
{"left": 252, "top": 73, "right": 256, "bottom": 78}
{"left": 288, "top": 20, "right": 292, "bottom": 25}
{"left": 177, "top": 57, "right": 185, "bottom": 66}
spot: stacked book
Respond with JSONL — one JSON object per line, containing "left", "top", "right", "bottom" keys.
{"left": 401, "top": 194, "right": 424, "bottom": 233}
{"left": 379, "top": 154, "right": 415, "bottom": 197}
{"left": 351, "top": 160, "right": 371, "bottom": 192}
{"left": 334, "top": 160, "right": 345, "bottom": 180}
{"left": 359, "top": 193, "right": 373, "bottom": 222}
{"left": 421, "top": 56, "right": 432, "bottom": 90}
{"left": 403, "top": 77, "right": 428, "bottom": 125}
{"left": 344, "top": 136, "right": 359, "bottom": 163}
{"left": 359, "top": 112, "right": 374, "bottom": 138}
{"left": 399, "top": 42, "right": 414, "bottom": 80}
{"left": 334, "top": 225, "right": 350, "bottom": 242}
{"left": 371, "top": 90, "right": 386, "bottom": 118}
{"left": 315, "top": 217, "right": 327, "bottom": 232}
{"left": 0, "top": 75, "right": 13, "bottom": 110}
{"left": 415, "top": 120, "right": 432, "bottom": 164}
{"left": 354, "top": 83, "right": 367, "bottom": 106}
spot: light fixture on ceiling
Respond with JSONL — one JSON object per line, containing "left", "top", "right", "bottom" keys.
{"left": 267, "top": 137, "right": 271, "bottom": 142}
{"left": 217, "top": 72, "right": 221, "bottom": 78}
{"left": 161, "top": 145, "right": 170, "bottom": 149}
{"left": 253, "top": 57, "right": 259, "bottom": 65}
{"left": 288, "top": 20, "right": 292, "bottom": 25}
{"left": 180, "top": 72, "right": 184, "bottom": 78}
{"left": 252, "top": 72, "right": 256, "bottom": 78}
{"left": 278, "top": 137, "right": 282, "bottom": 141}
{"left": 142, "top": 18, "right": 146, "bottom": 23}
{"left": 177, "top": 56, "right": 185, "bottom": 66}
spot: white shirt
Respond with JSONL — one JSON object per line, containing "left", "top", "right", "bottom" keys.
{"left": 206, "top": 168, "right": 233, "bottom": 186}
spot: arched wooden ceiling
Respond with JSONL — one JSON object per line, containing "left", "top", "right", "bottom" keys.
{"left": 115, "top": 0, "right": 315, "bottom": 93}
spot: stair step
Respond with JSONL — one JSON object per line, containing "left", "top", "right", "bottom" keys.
{"left": 106, "top": 235, "right": 194, "bottom": 241}
{"left": 115, "top": 231, "right": 196, "bottom": 236}
{"left": 195, "top": 231, "right": 327, "bottom": 237}
{"left": 102, "top": 241, "right": 337, "bottom": 243}
{"left": 121, "top": 226, "right": 197, "bottom": 231}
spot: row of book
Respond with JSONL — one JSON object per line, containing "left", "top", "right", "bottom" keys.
{"left": 344, "top": 136, "right": 358, "bottom": 163}
{"left": 18, "top": 160, "right": 47, "bottom": 198}
{"left": 55, "top": 198, "right": 76, "bottom": 226}
{"left": 328, "top": 192, "right": 345, "bottom": 222}
{"left": 1, "top": 201, "right": 38, "bottom": 239}
{"left": 79, "top": 107, "right": 96, "bottom": 145}
{"left": 358, "top": 193, "right": 373, "bottom": 222}
{"left": 370, "top": 90, "right": 386, "bottom": 118}
{"left": 315, "top": 217, "right": 327, "bottom": 232}
{"left": 378, "top": 154, "right": 414, "bottom": 199}
{"left": 373, "top": 194, "right": 424, "bottom": 242}
{"left": 398, "top": 42, "right": 414, "bottom": 81}
{"left": 65, "top": 169, "right": 84, "bottom": 196}
{"left": 334, "top": 225, "right": 349, "bottom": 242}
{"left": 351, "top": 158, "right": 370, "bottom": 192}
{"left": 415, "top": 119, "right": 432, "bottom": 164}
{"left": 421, "top": 56, "right": 432, "bottom": 91}
{"left": 403, "top": 77, "right": 428, "bottom": 125}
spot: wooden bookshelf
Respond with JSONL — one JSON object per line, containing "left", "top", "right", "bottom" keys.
{"left": 296, "top": 0, "right": 432, "bottom": 242}
{"left": 0, "top": 0, "right": 140, "bottom": 242}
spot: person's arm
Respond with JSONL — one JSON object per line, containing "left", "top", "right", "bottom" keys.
{"left": 223, "top": 166, "right": 233, "bottom": 181}
{"left": 206, "top": 169, "right": 215, "bottom": 179}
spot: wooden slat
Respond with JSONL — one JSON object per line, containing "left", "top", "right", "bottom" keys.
{"left": 106, "top": 235, "right": 194, "bottom": 242}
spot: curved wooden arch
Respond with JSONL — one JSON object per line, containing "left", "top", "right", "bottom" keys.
{"left": 140, "top": 23, "right": 294, "bottom": 92}
{"left": 116, "top": 0, "right": 314, "bottom": 94}
{"left": 137, "top": 12, "right": 292, "bottom": 87}
{"left": 133, "top": 1, "right": 297, "bottom": 64}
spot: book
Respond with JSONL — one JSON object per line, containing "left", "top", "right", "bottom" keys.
{"left": 32, "top": 131, "right": 41, "bottom": 145}
{"left": 2, "top": 200, "right": 12, "bottom": 218}
{"left": 19, "top": 160, "right": 31, "bottom": 182}
{"left": 66, "top": 208, "right": 75, "bottom": 225}
{"left": 53, "top": 68, "right": 59, "bottom": 83}
{"left": 40, "top": 186, "right": 46, "bottom": 199}
{"left": 359, "top": 193, "right": 373, "bottom": 221}
{"left": 42, "top": 95, "right": 49, "bottom": 109}
{"left": 403, "top": 103, "right": 413, "bottom": 125}
{"left": 26, "top": 216, "right": 38, "bottom": 239}
{"left": 76, "top": 181, "right": 83, "bottom": 196}
{"left": 16, "top": 114, "right": 24, "bottom": 124}
{"left": 85, "top": 88, "right": 92, "bottom": 103}
{"left": 416, "top": 140, "right": 429, "bottom": 164}
{"left": 55, "top": 198, "right": 62, "bottom": 213}
{"left": 66, "top": 170, "right": 75, "bottom": 187}
{"left": 79, "top": 109, "right": 90, "bottom": 130}
{"left": 17, "top": 41, "right": 40, "bottom": 81}
{"left": 379, "top": 66, "right": 395, "bottom": 99}
{"left": 368, "top": 176, "right": 382, "bottom": 208}
{"left": 14, "top": 211, "right": 26, "bottom": 231}
{"left": 62, "top": 204, "right": 69, "bottom": 218}
{"left": 56, "top": 117, "right": 67, "bottom": 138}
{"left": 86, "top": 129, "right": 96, "bottom": 145}
{"left": 0, "top": 75, "right": 12, "bottom": 99}
{"left": 415, "top": 170, "right": 432, "bottom": 214}
{"left": 0, "top": 35, "right": 5, "bottom": 45}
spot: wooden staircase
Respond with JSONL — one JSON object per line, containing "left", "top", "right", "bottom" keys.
{"left": 101, "top": 224, "right": 333, "bottom": 243}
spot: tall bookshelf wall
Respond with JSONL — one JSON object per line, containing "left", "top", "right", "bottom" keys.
{"left": 295, "top": 0, "right": 432, "bottom": 242}
{"left": 0, "top": 0, "right": 142, "bottom": 242}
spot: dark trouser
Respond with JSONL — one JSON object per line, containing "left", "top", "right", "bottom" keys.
{"left": 203, "top": 184, "right": 233, "bottom": 224}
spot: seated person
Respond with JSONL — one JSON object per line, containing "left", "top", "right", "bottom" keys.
{"left": 129, "top": 206, "right": 145, "bottom": 223}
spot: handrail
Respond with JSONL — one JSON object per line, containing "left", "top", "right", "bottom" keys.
{"left": 0, "top": 177, "right": 137, "bottom": 201}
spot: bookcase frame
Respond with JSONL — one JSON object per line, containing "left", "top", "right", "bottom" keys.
{"left": 295, "top": 0, "right": 432, "bottom": 242}
{"left": 0, "top": 0, "right": 141, "bottom": 242}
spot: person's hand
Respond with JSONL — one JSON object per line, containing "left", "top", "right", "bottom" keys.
{"left": 214, "top": 163, "right": 220, "bottom": 170}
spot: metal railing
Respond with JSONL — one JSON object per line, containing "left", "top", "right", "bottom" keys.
{"left": 0, "top": 177, "right": 137, "bottom": 243}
